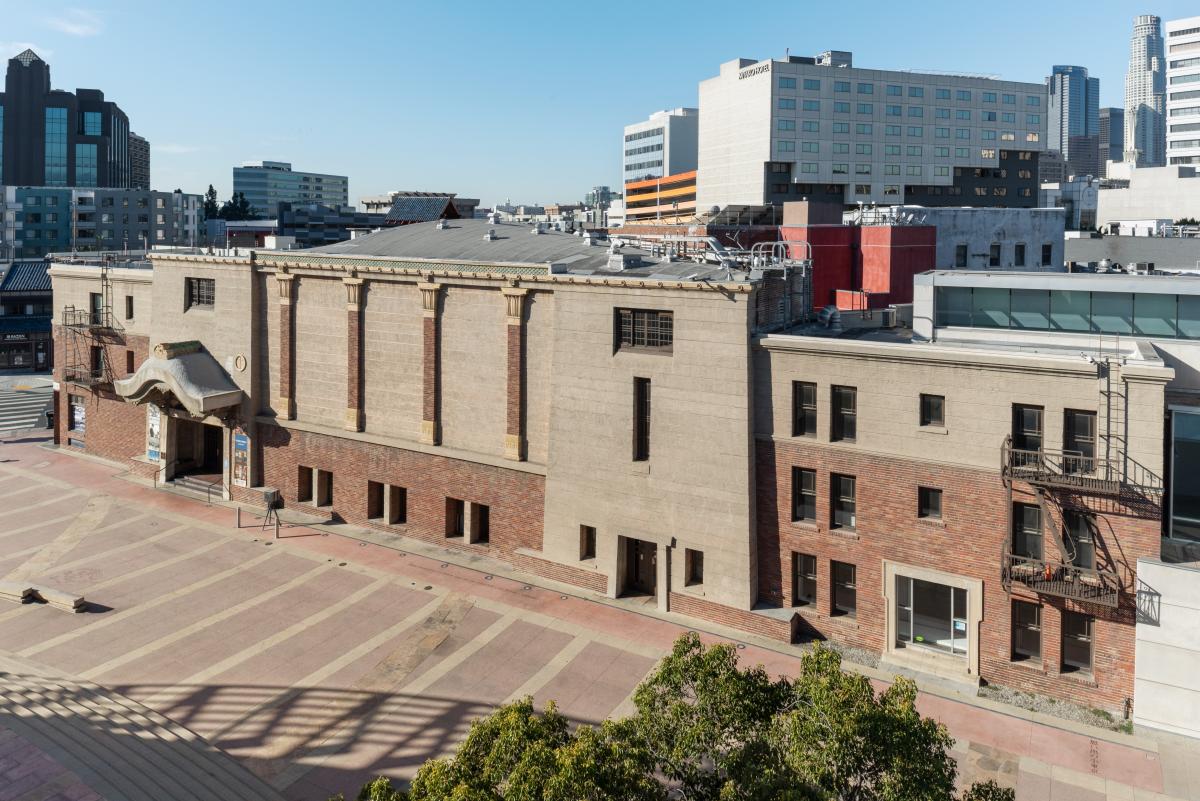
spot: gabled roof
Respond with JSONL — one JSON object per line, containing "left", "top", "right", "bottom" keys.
{"left": 0, "top": 261, "right": 51, "bottom": 294}
{"left": 384, "top": 195, "right": 459, "bottom": 225}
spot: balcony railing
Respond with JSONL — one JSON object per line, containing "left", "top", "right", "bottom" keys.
{"left": 63, "top": 364, "right": 107, "bottom": 387}
{"left": 1001, "top": 436, "right": 1162, "bottom": 496}
{"left": 1002, "top": 552, "right": 1120, "bottom": 608}
{"left": 60, "top": 305, "right": 120, "bottom": 331}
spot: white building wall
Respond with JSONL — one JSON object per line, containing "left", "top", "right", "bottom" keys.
{"left": 1134, "top": 558, "right": 1200, "bottom": 738}
{"left": 1166, "top": 16, "right": 1200, "bottom": 167}
{"left": 622, "top": 109, "right": 698, "bottom": 185}
{"left": 697, "top": 54, "right": 1048, "bottom": 211}
{"left": 1096, "top": 166, "right": 1200, "bottom": 225}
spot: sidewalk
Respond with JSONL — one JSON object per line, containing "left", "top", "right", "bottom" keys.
{"left": 1, "top": 433, "right": 1198, "bottom": 800}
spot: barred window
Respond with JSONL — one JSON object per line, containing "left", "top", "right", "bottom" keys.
{"left": 615, "top": 308, "right": 673, "bottom": 351}
{"left": 185, "top": 277, "right": 215, "bottom": 310}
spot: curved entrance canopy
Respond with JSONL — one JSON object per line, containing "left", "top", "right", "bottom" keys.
{"left": 114, "top": 341, "right": 242, "bottom": 417}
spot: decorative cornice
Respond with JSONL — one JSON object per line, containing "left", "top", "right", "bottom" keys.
{"left": 343, "top": 276, "right": 364, "bottom": 309}
{"left": 418, "top": 281, "right": 442, "bottom": 315}
{"left": 501, "top": 286, "right": 528, "bottom": 323}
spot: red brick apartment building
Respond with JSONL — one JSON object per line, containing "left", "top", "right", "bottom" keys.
{"left": 47, "top": 221, "right": 1200, "bottom": 720}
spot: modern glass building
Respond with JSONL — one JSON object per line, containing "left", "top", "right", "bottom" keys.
{"left": 1125, "top": 15, "right": 1167, "bottom": 167}
{"left": 1047, "top": 66, "right": 1100, "bottom": 178}
{"left": 232, "top": 161, "right": 349, "bottom": 219}
{"left": 0, "top": 49, "right": 132, "bottom": 188}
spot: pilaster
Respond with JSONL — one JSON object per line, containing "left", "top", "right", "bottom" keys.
{"left": 344, "top": 276, "right": 364, "bottom": 431}
{"left": 502, "top": 286, "right": 528, "bottom": 461}
{"left": 274, "top": 272, "right": 296, "bottom": 419}
{"left": 419, "top": 281, "right": 443, "bottom": 445}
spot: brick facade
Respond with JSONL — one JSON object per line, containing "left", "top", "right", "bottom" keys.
{"left": 257, "top": 423, "right": 544, "bottom": 558}
{"left": 511, "top": 551, "right": 607, "bottom": 594}
{"left": 754, "top": 437, "right": 1160, "bottom": 711}
{"left": 54, "top": 324, "right": 150, "bottom": 466}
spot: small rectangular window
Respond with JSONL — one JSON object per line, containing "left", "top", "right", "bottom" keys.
{"left": 1041, "top": 243, "right": 1053, "bottom": 267}
{"left": 918, "top": 487, "right": 942, "bottom": 519}
{"left": 368, "top": 480, "right": 384, "bottom": 520}
{"left": 297, "top": 466, "right": 313, "bottom": 503}
{"left": 446, "top": 498, "right": 465, "bottom": 538}
{"left": 1064, "top": 511, "right": 1097, "bottom": 569}
{"left": 793, "top": 553, "right": 817, "bottom": 605}
{"left": 580, "top": 525, "right": 596, "bottom": 560}
{"left": 955, "top": 244, "right": 968, "bottom": 268}
{"left": 685, "top": 549, "right": 704, "bottom": 586}
{"left": 792, "top": 467, "right": 816, "bottom": 522}
{"left": 832, "top": 561, "right": 857, "bottom": 617}
{"left": 633, "top": 378, "right": 651, "bottom": 461}
{"left": 124, "top": 295, "right": 134, "bottom": 320}
{"left": 1061, "top": 612, "right": 1094, "bottom": 674}
{"left": 125, "top": 349, "right": 135, "bottom": 375}
{"left": 1012, "top": 502, "right": 1042, "bottom": 559}
{"left": 185, "top": 277, "right": 215, "bottom": 310}
{"left": 1012, "top": 404, "right": 1044, "bottom": 451}
{"left": 615, "top": 308, "right": 673, "bottom": 351}
{"left": 831, "top": 385, "right": 856, "bottom": 442}
{"left": 1014, "top": 243, "right": 1026, "bottom": 267}
{"left": 470, "top": 502, "right": 490, "bottom": 544}
{"left": 792, "top": 381, "right": 816, "bottom": 436}
{"left": 920, "top": 394, "right": 944, "bottom": 427}
{"left": 315, "top": 469, "right": 334, "bottom": 508}
{"left": 831, "top": 473, "right": 856, "bottom": 530}
{"left": 1012, "top": 600, "right": 1042, "bottom": 662}
{"left": 989, "top": 242, "right": 1001, "bottom": 267}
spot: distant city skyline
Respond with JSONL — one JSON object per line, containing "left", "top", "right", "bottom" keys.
{"left": 4, "top": 1, "right": 1198, "bottom": 206}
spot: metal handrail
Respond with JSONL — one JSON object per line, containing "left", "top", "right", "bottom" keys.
{"left": 1002, "top": 551, "right": 1120, "bottom": 608}
{"left": 153, "top": 460, "right": 178, "bottom": 488}
{"left": 1001, "top": 435, "right": 1163, "bottom": 494}
{"left": 204, "top": 478, "right": 226, "bottom": 505}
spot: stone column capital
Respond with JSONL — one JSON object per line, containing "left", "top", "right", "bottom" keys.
{"left": 418, "top": 282, "right": 442, "bottom": 317}
{"left": 501, "top": 286, "right": 528, "bottom": 324}
{"left": 275, "top": 272, "right": 296, "bottom": 305}
{"left": 343, "top": 276, "right": 364, "bottom": 310}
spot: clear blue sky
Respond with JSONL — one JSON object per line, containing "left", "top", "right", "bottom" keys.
{"left": 3, "top": 1, "right": 1197, "bottom": 207}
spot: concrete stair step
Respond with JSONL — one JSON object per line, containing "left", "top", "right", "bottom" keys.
{"left": 0, "top": 669, "right": 284, "bottom": 801}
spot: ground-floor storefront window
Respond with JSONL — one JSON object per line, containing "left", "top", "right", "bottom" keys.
{"left": 896, "top": 575, "right": 968, "bottom": 656}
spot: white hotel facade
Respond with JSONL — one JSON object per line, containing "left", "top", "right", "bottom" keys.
{"left": 1167, "top": 16, "right": 1200, "bottom": 167}
{"left": 698, "top": 50, "right": 1048, "bottom": 210}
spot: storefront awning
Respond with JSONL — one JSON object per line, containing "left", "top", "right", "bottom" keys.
{"left": 114, "top": 341, "right": 242, "bottom": 417}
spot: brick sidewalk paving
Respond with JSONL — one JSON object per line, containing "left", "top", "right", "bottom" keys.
{"left": 0, "top": 435, "right": 1197, "bottom": 800}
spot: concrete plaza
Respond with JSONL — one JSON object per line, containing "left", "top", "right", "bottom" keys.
{"left": 0, "top": 434, "right": 1197, "bottom": 800}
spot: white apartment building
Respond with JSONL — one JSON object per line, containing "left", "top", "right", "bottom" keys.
{"left": 622, "top": 108, "right": 698, "bottom": 185}
{"left": 1167, "top": 16, "right": 1200, "bottom": 167}
{"left": 697, "top": 50, "right": 1047, "bottom": 211}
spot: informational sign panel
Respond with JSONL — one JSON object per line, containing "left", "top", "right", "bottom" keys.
{"left": 146, "top": 405, "right": 161, "bottom": 461}
{"left": 232, "top": 431, "right": 249, "bottom": 487}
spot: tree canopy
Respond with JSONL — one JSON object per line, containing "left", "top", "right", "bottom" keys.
{"left": 331, "top": 633, "right": 1014, "bottom": 801}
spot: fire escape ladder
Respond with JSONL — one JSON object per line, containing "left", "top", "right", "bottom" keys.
{"left": 1098, "top": 357, "right": 1126, "bottom": 484}
{"left": 1036, "top": 486, "right": 1076, "bottom": 565}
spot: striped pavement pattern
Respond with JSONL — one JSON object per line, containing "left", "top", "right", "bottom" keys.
{"left": 0, "top": 384, "right": 53, "bottom": 434}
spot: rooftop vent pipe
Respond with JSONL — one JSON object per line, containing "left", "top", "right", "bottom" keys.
{"left": 483, "top": 228, "right": 497, "bottom": 241}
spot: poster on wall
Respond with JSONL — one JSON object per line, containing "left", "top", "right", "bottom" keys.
{"left": 71, "top": 399, "right": 85, "bottom": 435}
{"left": 232, "top": 431, "right": 249, "bottom": 488}
{"left": 146, "top": 405, "right": 161, "bottom": 461}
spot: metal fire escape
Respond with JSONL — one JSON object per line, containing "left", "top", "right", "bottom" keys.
{"left": 61, "top": 256, "right": 124, "bottom": 388}
{"left": 1000, "top": 356, "right": 1163, "bottom": 609}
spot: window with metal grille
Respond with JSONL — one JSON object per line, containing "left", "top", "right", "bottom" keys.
{"left": 615, "top": 308, "right": 673, "bottom": 351}
{"left": 1011, "top": 600, "right": 1041, "bottom": 662}
{"left": 793, "top": 553, "right": 816, "bottom": 605}
{"left": 185, "top": 277, "right": 215, "bottom": 310}
{"left": 831, "top": 385, "right": 857, "bottom": 442}
{"left": 792, "top": 381, "right": 816, "bottom": 436}
{"left": 1061, "top": 612, "right": 1093, "bottom": 674}
{"left": 792, "top": 467, "right": 816, "bottom": 521}
{"left": 832, "top": 561, "right": 857, "bottom": 617}
{"left": 633, "top": 378, "right": 651, "bottom": 461}
{"left": 831, "top": 473, "right": 856, "bottom": 530}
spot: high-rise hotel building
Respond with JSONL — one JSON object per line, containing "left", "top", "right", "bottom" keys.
{"left": 697, "top": 50, "right": 1047, "bottom": 210}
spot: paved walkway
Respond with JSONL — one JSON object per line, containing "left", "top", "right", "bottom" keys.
{"left": 0, "top": 434, "right": 1197, "bottom": 800}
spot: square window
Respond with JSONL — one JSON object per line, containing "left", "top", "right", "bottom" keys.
{"left": 580, "top": 525, "right": 597, "bottom": 560}
{"left": 185, "top": 277, "right": 215, "bottom": 310}
{"left": 920, "top": 394, "right": 944, "bottom": 426}
{"left": 832, "top": 561, "right": 857, "bottom": 617}
{"left": 918, "top": 487, "right": 942, "bottom": 519}
{"left": 685, "top": 549, "right": 704, "bottom": 586}
{"left": 793, "top": 553, "right": 817, "bottom": 605}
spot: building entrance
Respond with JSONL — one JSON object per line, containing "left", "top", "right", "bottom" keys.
{"left": 173, "top": 418, "right": 224, "bottom": 481}
{"left": 622, "top": 538, "right": 658, "bottom": 597}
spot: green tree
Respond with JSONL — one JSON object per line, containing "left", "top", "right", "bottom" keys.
{"left": 771, "top": 645, "right": 958, "bottom": 801}
{"left": 629, "top": 632, "right": 799, "bottom": 800}
{"left": 218, "top": 191, "right": 258, "bottom": 221}
{"left": 202, "top": 184, "right": 220, "bottom": 220}
{"left": 406, "top": 697, "right": 663, "bottom": 801}
{"left": 957, "top": 781, "right": 1014, "bottom": 801}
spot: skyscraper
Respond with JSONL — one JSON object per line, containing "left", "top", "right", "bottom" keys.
{"left": 1099, "top": 107, "right": 1125, "bottom": 174}
{"left": 1166, "top": 16, "right": 1200, "bottom": 166}
{"left": 129, "top": 132, "right": 150, "bottom": 189}
{"left": 1047, "top": 65, "right": 1100, "bottom": 177}
{"left": 1124, "top": 14, "right": 1166, "bottom": 167}
{"left": 0, "top": 49, "right": 132, "bottom": 187}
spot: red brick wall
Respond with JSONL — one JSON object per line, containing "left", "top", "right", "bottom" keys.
{"left": 780, "top": 226, "right": 858, "bottom": 310}
{"left": 54, "top": 325, "right": 150, "bottom": 466}
{"left": 257, "top": 423, "right": 544, "bottom": 558}
{"left": 754, "top": 437, "right": 1160, "bottom": 711}
{"left": 859, "top": 225, "right": 936, "bottom": 305}
{"left": 668, "top": 592, "right": 793, "bottom": 642}
{"left": 511, "top": 551, "right": 607, "bottom": 594}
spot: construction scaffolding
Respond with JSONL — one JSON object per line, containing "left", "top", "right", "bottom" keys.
{"left": 60, "top": 256, "right": 124, "bottom": 387}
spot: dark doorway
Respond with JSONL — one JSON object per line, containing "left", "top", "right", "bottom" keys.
{"left": 173, "top": 418, "right": 224, "bottom": 482}
{"left": 623, "top": 538, "right": 658, "bottom": 597}
{"left": 201, "top": 424, "right": 223, "bottom": 473}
